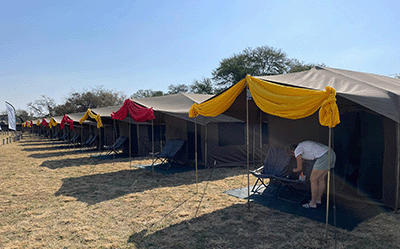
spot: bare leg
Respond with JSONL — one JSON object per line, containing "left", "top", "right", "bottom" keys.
{"left": 309, "top": 170, "right": 327, "bottom": 207}
{"left": 316, "top": 170, "right": 328, "bottom": 203}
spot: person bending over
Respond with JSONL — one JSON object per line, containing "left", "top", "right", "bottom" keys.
{"left": 285, "top": 141, "right": 336, "bottom": 209}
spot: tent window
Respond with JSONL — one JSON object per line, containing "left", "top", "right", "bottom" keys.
{"left": 218, "top": 122, "right": 245, "bottom": 146}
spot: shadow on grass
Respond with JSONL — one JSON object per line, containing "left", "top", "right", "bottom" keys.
{"left": 127, "top": 202, "right": 395, "bottom": 249}
{"left": 40, "top": 157, "right": 96, "bottom": 169}
{"left": 54, "top": 166, "right": 244, "bottom": 205}
{"left": 28, "top": 149, "right": 90, "bottom": 159}
{"left": 225, "top": 184, "right": 392, "bottom": 231}
{"left": 127, "top": 203, "right": 332, "bottom": 249}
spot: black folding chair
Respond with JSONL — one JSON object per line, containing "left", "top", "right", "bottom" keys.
{"left": 250, "top": 147, "right": 313, "bottom": 203}
{"left": 151, "top": 139, "right": 186, "bottom": 168}
{"left": 103, "top": 136, "right": 127, "bottom": 155}
{"left": 82, "top": 134, "right": 98, "bottom": 148}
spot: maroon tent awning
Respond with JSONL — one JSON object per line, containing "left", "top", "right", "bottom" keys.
{"left": 111, "top": 99, "right": 155, "bottom": 122}
{"left": 60, "top": 114, "right": 74, "bottom": 129}
{"left": 41, "top": 118, "right": 49, "bottom": 128}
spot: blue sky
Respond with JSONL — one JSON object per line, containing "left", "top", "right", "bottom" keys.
{"left": 1, "top": 0, "right": 399, "bottom": 112}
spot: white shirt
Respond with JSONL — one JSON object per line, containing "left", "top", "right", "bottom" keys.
{"left": 294, "top": 141, "right": 328, "bottom": 160}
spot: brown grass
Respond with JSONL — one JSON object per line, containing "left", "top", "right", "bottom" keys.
{"left": 1, "top": 133, "right": 400, "bottom": 248}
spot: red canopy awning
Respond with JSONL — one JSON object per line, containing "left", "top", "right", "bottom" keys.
{"left": 111, "top": 99, "right": 155, "bottom": 122}
{"left": 41, "top": 118, "right": 49, "bottom": 128}
{"left": 60, "top": 114, "right": 74, "bottom": 129}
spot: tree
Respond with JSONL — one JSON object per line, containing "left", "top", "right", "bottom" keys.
{"left": 28, "top": 95, "right": 56, "bottom": 117}
{"left": 54, "top": 86, "right": 126, "bottom": 115}
{"left": 190, "top": 78, "right": 214, "bottom": 94}
{"left": 288, "top": 59, "right": 325, "bottom": 73}
{"left": 212, "top": 46, "right": 290, "bottom": 89}
{"left": 167, "top": 84, "right": 189, "bottom": 94}
{"left": 395, "top": 74, "right": 400, "bottom": 79}
{"left": 131, "top": 89, "right": 164, "bottom": 99}
{"left": 16, "top": 109, "right": 34, "bottom": 122}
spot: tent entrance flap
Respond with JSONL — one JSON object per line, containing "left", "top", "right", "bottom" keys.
{"left": 334, "top": 111, "right": 384, "bottom": 199}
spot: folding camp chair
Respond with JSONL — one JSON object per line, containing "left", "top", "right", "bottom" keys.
{"left": 52, "top": 131, "right": 60, "bottom": 139}
{"left": 58, "top": 133, "right": 68, "bottom": 141}
{"left": 151, "top": 139, "right": 186, "bottom": 168}
{"left": 82, "top": 134, "right": 98, "bottom": 148}
{"left": 103, "top": 136, "right": 127, "bottom": 155}
{"left": 68, "top": 134, "right": 81, "bottom": 146}
{"left": 250, "top": 147, "right": 313, "bottom": 203}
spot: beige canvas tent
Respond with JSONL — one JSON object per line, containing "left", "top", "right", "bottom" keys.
{"left": 132, "top": 93, "right": 265, "bottom": 167}
{"left": 256, "top": 66, "right": 400, "bottom": 210}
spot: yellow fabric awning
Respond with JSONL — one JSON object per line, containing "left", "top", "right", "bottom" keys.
{"left": 79, "top": 109, "right": 103, "bottom": 128}
{"left": 49, "top": 118, "right": 58, "bottom": 128}
{"left": 189, "top": 75, "right": 340, "bottom": 128}
{"left": 36, "top": 120, "right": 41, "bottom": 126}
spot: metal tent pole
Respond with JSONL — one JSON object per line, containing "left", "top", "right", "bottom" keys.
{"left": 396, "top": 122, "right": 400, "bottom": 213}
{"left": 246, "top": 85, "right": 250, "bottom": 210}
{"left": 152, "top": 119, "right": 154, "bottom": 159}
{"left": 205, "top": 124, "right": 208, "bottom": 168}
{"left": 113, "top": 119, "right": 116, "bottom": 165}
{"left": 195, "top": 117, "right": 198, "bottom": 193}
{"left": 325, "top": 127, "right": 332, "bottom": 239}
{"left": 129, "top": 113, "right": 132, "bottom": 169}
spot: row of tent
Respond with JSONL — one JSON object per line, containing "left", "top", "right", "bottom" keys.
{"left": 24, "top": 66, "right": 400, "bottom": 210}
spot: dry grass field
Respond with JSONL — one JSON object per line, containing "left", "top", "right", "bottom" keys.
{"left": 1, "top": 133, "right": 400, "bottom": 248}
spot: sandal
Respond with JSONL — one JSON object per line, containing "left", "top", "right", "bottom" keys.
{"left": 302, "top": 203, "right": 317, "bottom": 209}
{"left": 308, "top": 200, "right": 322, "bottom": 205}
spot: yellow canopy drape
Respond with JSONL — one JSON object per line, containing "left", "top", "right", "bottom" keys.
{"left": 79, "top": 109, "right": 103, "bottom": 128}
{"left": 36, "top": 120, "right": 41, "bottom": 126}
{"left": 49, "top": 118, "right": 58, "bottom": 128}
{"left": 189, "top": 75, "right": 340, "bottom": 128}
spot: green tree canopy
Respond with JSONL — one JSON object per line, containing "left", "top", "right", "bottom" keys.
{"left": 53, "top": 86, "right": 126, "bottom": 116}
{"left": 212, "top": 46, "right": 290, "bottom": 89}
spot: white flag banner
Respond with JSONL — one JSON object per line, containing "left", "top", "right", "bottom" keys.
{"left": 5, "top": 101, "right": 16, "bottom": 131}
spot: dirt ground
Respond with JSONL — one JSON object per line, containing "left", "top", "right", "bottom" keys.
{"left": 1, "top": 133, "right": 400, "bottom": 248}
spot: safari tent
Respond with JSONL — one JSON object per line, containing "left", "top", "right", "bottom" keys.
{"left": 131, "top": 93, "right": 264, "bottom": 167}
{"left": 80, "top": 105, "right": 159, "bottom": 156}
{"left": 256, "top": 66, "right": 400, "bottom": 210}
{"left": 191, "top": 66, "right": 400, "bottom": 209}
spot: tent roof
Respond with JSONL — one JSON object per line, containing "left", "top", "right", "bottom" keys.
{"left": 256, "top": 67, "right": 400, "bottom": 123}
{"left": 132, "top": 93, "right": 243, "bottom": 125}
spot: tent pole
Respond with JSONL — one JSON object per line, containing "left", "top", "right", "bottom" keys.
{"left": 260, "top": 111, "right": 262, "bottom": 164}
{"left": 396, "top": 122, "right": 400, "bottom": 213}
{"left": 152, "top": 119, "right": 154, "bottom": 159}
{"left": 205, "top": 124, "right": 208, "bottom": 168}
{"left": 195, "top": 117, "right": 198, "bottom": 193}
{"left": 325, "top": 126, "right": 332, "bottom": 240}
{"left": 246, "top": 84, "right": 250, "bottom": 210}
{"left": 81, "top": 125, "right": 83, "bottom": 152}
{"left": 113, "top": 119, "right": 116, "bottom": 165}
{"left": 129, "top": 113, "right": 132, "bottom": 169}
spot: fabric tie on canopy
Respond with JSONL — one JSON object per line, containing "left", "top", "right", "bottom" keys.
{"left": 41, "top": 118, "right": 49, "bottom": 128}
{"left": 189, "top": 75, "right": 340, "bottom": 128}
{"left": 79, "top": 109, "right": 103, "bottom": 128}
{"left": 49, "top": 118, "right": 58, "bottom": 128}
{"left": 60, "top": 114, "right": 74, "bottom": 129}
{"left": 111, "top": 99, "right": 155, "bottom": 122}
